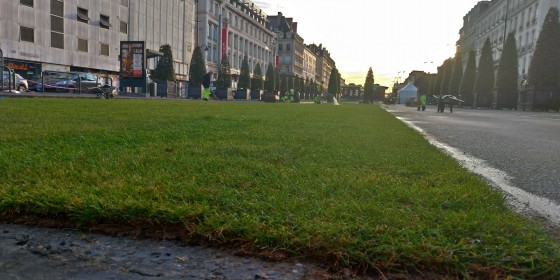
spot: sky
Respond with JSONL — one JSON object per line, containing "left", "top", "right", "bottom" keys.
{"left": 253, "top": 0, "right": 483, "bottom": 87}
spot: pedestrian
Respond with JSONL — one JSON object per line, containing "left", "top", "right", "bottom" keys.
{"left": 203, "top": 84, "right": 210, "bottom": 101}
{"left": 421, "top": 94, "right": 427, "bottom": 111}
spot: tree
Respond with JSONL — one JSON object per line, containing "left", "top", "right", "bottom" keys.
{"left": 251, "top": 63, "right": 263, "bottom": 91}
{"left": 363, "top": 67, "right": 374, "bottom": 102}
{"left": 474, "top": 38, "right": 495, "bottom": 107}
{"left": 528, "top": 7, "right": 560, "bottom": 89}
{"left": 448, "top": 53, "right": 463, "bottom": 96}
{"left": 460, "top": 50, "right": 477, "bottom": 106}
{"left": 189, "top": 46, "right": 206, "bottom": 86}
{"left": 496, "top": 32, "right": 519, "bottom": 108}
{"left": 280, "top": 75, "right": 287, "bottom": 95}
{"left": 293, "top": 75, "right": 300, "bottom": 92}
{"left": 327, "top": 67, "right": 339, "bottom": 95}
{"left": 238, "top": 55, "right": 251, "bottom": 89}
{"left": 440, "top": 58, "right": 453, "bottom": 94}
{"left": 264, "top": 62, "right": 275, "bottom": 93}
{"left": 287, "top": 75, "right": 294, "bottom": 90}
{"left": 274, "top": 67, "right": 280, "bottom": 93}
{"left": 433, "top": 64, "right": 444, "bottom": 96}
{"left": 216, "top": 54, "right": 231, "bottom": 89}
{"left": 152, "top": 44, "right": 176, "bottom": 81}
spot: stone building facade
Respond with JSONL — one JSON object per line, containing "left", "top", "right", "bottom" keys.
{"left": 196, "top": 0, "right": 276, "bottom": 87}
{"left": 0, "top": 0, "right": 195, "bottom": 83}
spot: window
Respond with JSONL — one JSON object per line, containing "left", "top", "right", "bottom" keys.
{"left": 120, "top": 21, "right": 128, "bottom": 34}
{"left": 50, "top": 0, "right": 63, "bottom": 16}
{"left": 20, "top": 26, "right": 34, "bottom": 43}
{"left": 286, "top": 44, "right": 291, "bottom": 51}
{"left": 100, "top": 43, "right": 109, "bottom": 56}
{"left": 51, "top": 15, "right": 64, "bottom": 32}
{"left": 77, "top": 7, "right": 90, "bottom": 23}
{"left": 20, "top": 0, "right": 33, "bottom": 7}
{"left": 78, "top": 39, "right": 88, "bottom": 52}
{"left": 51, "top": 32, "right": 64, "bottom": 49}
{"left": 51, "top": 0, "right": 64, "bottom": 49}
{"left": 100, "top": 14, "right": 111, "bottom": 29}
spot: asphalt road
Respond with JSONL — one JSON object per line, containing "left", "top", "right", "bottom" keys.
{"left": 385, "top": 104, "right": 560, "bottom": 224}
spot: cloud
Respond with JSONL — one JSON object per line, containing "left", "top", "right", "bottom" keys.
{"left": 252, "top": 0, "right": 273, "bottom": 10}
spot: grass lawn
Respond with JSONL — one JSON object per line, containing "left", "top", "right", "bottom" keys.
{"left": 0, "top": 98, "right": 558, "bottom": 278}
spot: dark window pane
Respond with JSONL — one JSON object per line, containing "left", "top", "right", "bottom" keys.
{"left": 20, "top": 0, "right": 33, "bottom": 8}
{"left": 51, "top": 15, "right": 64, "bottom": 33}
{"left": 100, "top": 43, "right": 109, "bottom": 56}
{"left": 77, "top": 7, "right": 90, "bottom": 23}
{"left": 20, "top": 26, "right": 34, "bottom": 43}
{"left": 120, "top": 21, "right": 127, "bottom": 34}
{"left": 100, "top": 14, "right": 111, "bottom": 29}
{"left": 51, "top": 32, "right": 64, "bottom": 49}
{"left": 78, "top": 39, "right": 88, "bottom": 52}
{"left": 50, "top": 0, "right": 63, "bottom": 17}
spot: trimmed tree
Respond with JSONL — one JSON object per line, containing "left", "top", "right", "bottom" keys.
{"left": 363, "top": 67, "right": 375, "bottom": 103}
{"left": 448, "top": 53, "right": 463, "bottom": 96}
{"left": 238, "top": 55, "right": 251, "bottom": 89}
{"left": 251, "top": 63, "right": 263, "bottom": 100}
{"left": 440, "top": 58, "right": 453, "bottom": 94}
{"left": 189, "top": 46, "right": 206, "bottom": 86}
{"left": 528, "top": 7, "right": 560, "bottom": 89}
{"left": 251, "top": 63, "right": 263, "bottom": 91}
{"left": 433, "top": 64, "right": 444, "bottom": 96}
{"left": 216, "top": 54, "right": 231, "bottom": 89}
{"left": 264, "top": 62, "right": 275, "bottom": 93}
{"left": 496, "top": 32, "right": 519, "bottom": 109}
{"left": 327, "top": 67, "right": 339, "bottom": 96}
{"left": 474, "top": 38, "right": 495, "bottom": 108}
{"left": 460, "top": 50, "right": 477, "bottom": 107}
{"left": 280, "top": 75, "right": 287, "bottom": 96}
{"left": 152, "top": 44, "right": 176, "bottom": 81}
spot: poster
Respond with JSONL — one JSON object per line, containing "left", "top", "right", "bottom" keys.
{"left": 120, "top": 41, "right": 144, "bottom": 78}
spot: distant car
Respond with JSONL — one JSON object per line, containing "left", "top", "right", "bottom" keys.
{"left": 2, "top": 72, "right": 28, "bottom": 91}
{"left": 405, "top": 97, "right": 417, "bottom": 107}
{"left": 34, "top": 72, "right": 102, "bottom": 93}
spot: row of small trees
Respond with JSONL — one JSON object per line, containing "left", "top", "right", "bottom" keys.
{"left": 431, "top": 7, "right": 560, "bottom": 109}
{"left": 155, "top": 44, "right": 344, "bottom": 99}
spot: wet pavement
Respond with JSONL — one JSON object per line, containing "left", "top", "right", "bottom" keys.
{"left": 0, "top": 223, "right": 330, "bottom": 280}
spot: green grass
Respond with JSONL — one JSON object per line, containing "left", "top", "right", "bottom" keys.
{"left": 0, "top": 98, "right": 558, "bottom": 278}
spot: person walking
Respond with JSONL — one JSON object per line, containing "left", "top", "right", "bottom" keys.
{"left": 421, "top": 94, "right": 427, "bottom": 111}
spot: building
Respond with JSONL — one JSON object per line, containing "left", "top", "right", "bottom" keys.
{"left": 0, "top": 0, "right": 196, "bottom": 84}
{"left": 308, "top": 43, "right": 335, "bottom": 92}
{"left": 302, "top": 45, "right": 317, "bottom": 83}
{"left": 268, "top": 12, "right": 308, "bottom": 81}
{"left": 196, "top": 0, "right": 276, "bottom": 87}
{"left": 457, "top": 0, "right": 558, "bottom": 87}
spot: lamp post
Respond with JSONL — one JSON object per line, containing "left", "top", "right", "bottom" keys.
{"left": 0, "top": 48, "right": 4, "bottom": 92}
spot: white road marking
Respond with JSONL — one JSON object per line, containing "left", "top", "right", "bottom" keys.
{"left": 398, "top": 117, "right": 560, "bottom": 227}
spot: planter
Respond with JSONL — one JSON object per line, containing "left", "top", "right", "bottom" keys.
{"left": 262, "top": 91, "right": 279, "bottom": 103}
{"left": 215, "top": 88, "right": 229, "bottom": 100}
{"left": 250, "top": 89, "right": 262, "bottom": 100}
{"left": 475, "top": 93, "right": 492, "bottom": 108}
{"left": 235, "top": 89, "right": 248, "bottom": 100}
{"left": 188, "top": 84, "right": 202, "bottom": 99}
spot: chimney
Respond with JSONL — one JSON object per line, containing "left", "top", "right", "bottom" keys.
{"left": 292, "top": 22, "right": 298, "bottom": 33}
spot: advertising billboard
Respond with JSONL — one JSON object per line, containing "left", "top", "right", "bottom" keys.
{"left": 120, "top": 41, "right": 145, "bottom": 79}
